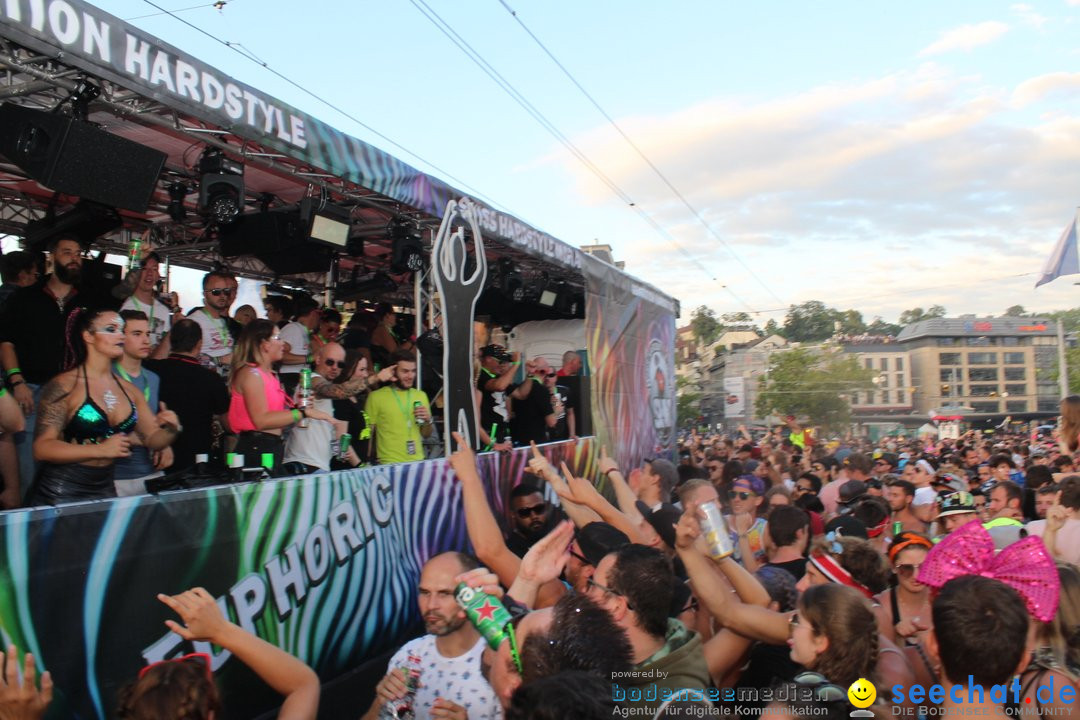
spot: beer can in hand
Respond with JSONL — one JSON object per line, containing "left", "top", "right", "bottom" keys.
{"left": 699, "top": 500, "right": 735, "bottom": 560}
{"left": 455, "top": 582, "right": 513, "bottom": 650}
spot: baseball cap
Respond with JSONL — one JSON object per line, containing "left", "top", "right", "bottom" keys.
{"left": 480, "top": 344, "right": 514, "bottom": 362}
{"left": 733, "top": 475, "right": 766, "bottom": 496}
{"left": 937, "top": 491, "right": 977, "bottom": 518}
{"left": 575, "top": 522, "right": 630, "bottom": 566}
{"left": 837, "top": 480, "right": 868, "bottom": 506}
{"left": 932, "top": 473, "right": 967, "bottom": 494}
{"left": 635, "top": 501, "right": 681, "bottom": 549}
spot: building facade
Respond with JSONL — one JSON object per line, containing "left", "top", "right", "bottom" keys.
{"left": 896, "top": 316, "right": 1060, "bottom": 418}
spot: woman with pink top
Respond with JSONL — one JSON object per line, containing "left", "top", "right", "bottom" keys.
{"left": 228, "top": 320, "right": 332, "bottom": 474}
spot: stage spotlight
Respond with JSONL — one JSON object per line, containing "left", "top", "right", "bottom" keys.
{"left": 167, "top": 183, "right": 189, "bottom": 223}
{"left": 498, "top": 258, "right": 524, "bottom": 301}
{"left": 197, "top": 148, "right": 244, "bottom": 226}
{"left": 389, "top": 217, "right": 425, "bottom": 273}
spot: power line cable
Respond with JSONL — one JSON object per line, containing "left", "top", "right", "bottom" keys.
{"left": 495, "top": 0, "right": 787, "bottom": 309}
{"left": 407, "top": 0, "right": 760, "bottom": 313}
{"left": 126, "top": 2, "right": 220, "bottom": 21}
{"left": 137, "top": 0, "right": 513, "bottom": 214}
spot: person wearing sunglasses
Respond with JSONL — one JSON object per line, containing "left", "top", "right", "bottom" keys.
{"left": 506, "top": 482, "right": 560, "bottom": 558}
{"left": 189, "top": 270, "right": 240, "bottom": 379}
{"left": 119, "top": 585, "right": 319, "bottom": 719}
{"left": 728, "top": 475, "right": 769, "bottom": 571}
{"left": 281, "top": 343, "right": 358, "bottom": 475}
{"left": 874, "top": 532, "right": 933, "bottom": 678}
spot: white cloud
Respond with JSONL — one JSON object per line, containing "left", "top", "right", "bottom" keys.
{"left": 547, "top": 67, "right": 1080, "bottom": 321}
{"left": 918, "top": 21, "right": 1009, "bottom": 57}
{"left": 1012, "top": 72, "right": 1080, "bottom": 106}
{"left": 1011, "top": 4, "right": 1048, "bottom": 28}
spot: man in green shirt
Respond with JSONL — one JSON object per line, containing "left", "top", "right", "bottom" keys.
{"left": 365, "top": 350, "right": 433, "bottom": 464}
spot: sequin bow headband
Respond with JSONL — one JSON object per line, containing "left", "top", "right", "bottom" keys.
{"left": 917, "top": 520, "right": 1060, "bottom": 623}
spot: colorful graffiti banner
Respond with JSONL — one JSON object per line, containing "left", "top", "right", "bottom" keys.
{"left": 582, "top": 260, "right": 677, "bottom": 473}
{"left": 0, "top": 439, "right": 592, "bottom": 719}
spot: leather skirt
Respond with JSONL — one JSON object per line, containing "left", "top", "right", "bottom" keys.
{"left": 26, "top": 462, "right": 116, "bottom": 506}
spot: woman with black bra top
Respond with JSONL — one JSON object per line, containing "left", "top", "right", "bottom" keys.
{"left": 26, "top": 308, "right": 182, "bottom": 506}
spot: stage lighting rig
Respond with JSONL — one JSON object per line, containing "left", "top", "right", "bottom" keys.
{"left": 498, "top": 258, "right": 524, "bottom": 302}
{"left": 167, "top": 182, "right": 190, "bottom": 224}
{"left": 196, "top": 148, "right": 244, "bottom": 226}
{"left": 388, "top": 217, "right": 425, "bottom": 273}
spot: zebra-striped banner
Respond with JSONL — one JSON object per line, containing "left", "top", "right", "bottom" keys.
{"left": 0, "top": 438, "right": 593, "bottom": 718}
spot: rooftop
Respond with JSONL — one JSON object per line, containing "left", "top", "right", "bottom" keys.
{"left": 896, "top": 317, "right": 1058, "bottom": 341}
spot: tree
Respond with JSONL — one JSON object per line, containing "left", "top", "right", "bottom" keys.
{"left": 782, "top": 301, "right": 837, "bottom": 343}
{"left": 756, "top": 348, "right": 876, "bottom": 432}
{"left": 720, "top": 312, "right": 760, "bottom": 335}
{"left": 898, "top": 305, "right": 946, "bottom": 326}
{"left": 1044, "top": 308, "right": 1080, "bottom": 333}
{"left": 764, "top": 319, "right": 780, "bottom": 337}
{"left": 690, "top": 306, "right": 721, "bottom": 346}
{"left": 676, "top": 376, "right": 702, "bottom": 427}
{"left": 866, "top": 316, "right": 902, "bottom": 336}
{"left": 1003, "top": 305, "right": 1029, "bottom": 317}
{"left": 836, "top": 309, "right": 866, "bottom": 335}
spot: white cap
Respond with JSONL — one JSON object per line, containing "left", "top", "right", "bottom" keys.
{"left": 912, "top": 486, "right": 938, "bottom": 507}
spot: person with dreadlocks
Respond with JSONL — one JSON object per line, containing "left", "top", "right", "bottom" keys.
{"left": 26, "top": 308, "right": 180, "bottom": 505}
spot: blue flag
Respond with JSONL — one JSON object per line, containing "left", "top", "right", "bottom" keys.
{"left": 1035, "top": 213, "right": 1080, "bottom": 287}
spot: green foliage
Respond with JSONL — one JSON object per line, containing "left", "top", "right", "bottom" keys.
{"left": 690, "top": 305, "right": 722, "bottom": 346}
{"left": 898, "top": 305, "right": 946, "bottom": 326}
{"left": 764, "top": 319, "right": 780, "bottom": 337}
{"left": 781, "top": 301, "right": 838, "bottom": 342}
{"left": 1044, "top": 309, "right": 1080, "bottom": 334}
{"left": 867, "top": 317, "right": 902, "bottom": 336}
{"left": 755, "top": 348, "right": 876, "bottom": 431}
{"left": 1045, "top": 346, "right": 1080, "bottom": 394}
{"left": 1003, "top": 305, "right": 1029, "bottom": 317}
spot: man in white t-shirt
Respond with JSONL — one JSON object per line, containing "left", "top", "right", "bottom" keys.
{"left": 281, "top": 344, "right": 350, "bottom": 474}
{"left": 362, "top": 553, "right": 501, "bottom": 720}
{"left": 120, "top": 252, "right": 176, "bottom": 357}
{"left": 278, "top": 293, "right": 321, "bottom": 397}
{"left": 187, "top": 270, "right": 238, "bottom": 377}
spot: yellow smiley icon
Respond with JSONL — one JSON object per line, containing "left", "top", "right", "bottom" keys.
{"left": 847, "top": 677, "right": 876, "bottom": 708}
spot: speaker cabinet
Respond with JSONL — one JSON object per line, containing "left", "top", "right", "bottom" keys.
{"left": 0, "top": 103, "right": 167, "bottom": 213}
{"left": 219, "top": 210, "right": 333, "bottom": 275}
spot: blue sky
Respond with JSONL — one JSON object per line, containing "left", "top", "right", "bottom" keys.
{"left": 90, "top": 0, "right": 1080, "bottom": 324}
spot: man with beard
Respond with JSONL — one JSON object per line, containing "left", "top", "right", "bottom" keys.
{"left": 0, "top": 235, "right": 103, "bottom": 496}
{"left": 365, "top": 349, "right": 432, "bottom": 464}
{"left": 187, "top": 270, "right": 240, "bottom": 378}
{"left": 506, "top": 482, "right": 564, "bottom": 557}
{"left": 363, "top": 552, "right": 500, "bottom": 720}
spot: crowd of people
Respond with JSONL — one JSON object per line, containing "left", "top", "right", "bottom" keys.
{"left": 0, "top": 235, "right": 584, "bottom": 508}
{"left": 0, "top": 234, "right": 1077, "bottom": 719}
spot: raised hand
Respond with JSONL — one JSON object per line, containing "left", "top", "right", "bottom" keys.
{"left": 454, "top": 566, "right": 504, "bottom": 600}
{"left": 675, "top": 501, "right": 704, "bottom": 551}
{"left": 375, "top": 365, "right": 397, "bottom": 385}
{"left": 156, "top": 402, "right": 180, "bottom": 431}
{"left": 518, "top": 520, "right": 573, "bottom": 585}
{"left": 448, "top": 431, "right": 478, "bottom": 480}
{"left": 157, "top": 587, "right": 230, "bottom": 643}
{"left": 0, "top": 646, "right": 52, "bottom": 720}
{"left": 597, "top": 445, "right": 619, "bottom": 475}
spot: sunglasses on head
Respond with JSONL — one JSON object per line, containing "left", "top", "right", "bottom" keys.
{"left": 138, "top": 652, "right": 212, "bottom": 681}
{"left": 208, "top": 288, "right": 235, "bottom": 296}
{"left": 515, "top": 503, "right": 546, "bottom": 519}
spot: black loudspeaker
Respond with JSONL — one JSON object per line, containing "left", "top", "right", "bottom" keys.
{"left": 219, "top": 210, "right": 333, "bottom": 275}
{"left": 0, "top": 103, "right": 167, "bottom": 213}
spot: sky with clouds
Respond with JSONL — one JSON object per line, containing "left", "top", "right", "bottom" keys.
{"left": 92, "top": 0, "right": 1080, "bottom": 324}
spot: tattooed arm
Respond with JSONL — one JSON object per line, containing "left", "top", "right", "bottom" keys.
{"left": 311, "top": 365, "right": 396, "bottom": 401}
{"left": 33, "top": 374, "right": 133, "bottom": 463}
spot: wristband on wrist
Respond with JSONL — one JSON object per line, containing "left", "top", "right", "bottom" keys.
{"left": 5, "top": 368, "right": 21, "bottom": 378}
{"left": 604, "top": 467, "right": 621, "bottom": 477}
{"left": 0, "top": 388, "right": 7, "bottom": 397}
{"left": 291, "top": 409, "right": 301, "bottom": 423}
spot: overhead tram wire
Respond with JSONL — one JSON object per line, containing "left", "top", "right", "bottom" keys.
{"left": 138, "top": 0, "right": 514, "bottom": 215}
{"left": 126, "top": 2, "right": 224, "bottom": 22}
{"left": 406, "top": 0, "right": 760, "bottom": 313}
{"left": 495, "top": 0, "right": 787, "bottom": 310}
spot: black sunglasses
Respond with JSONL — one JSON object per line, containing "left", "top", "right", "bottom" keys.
{"left": 515, "top": 503, "right": 546, "bottom": 519}
{"left": 324, "top": 358, "right": 345, "bottom": 368}
{"left": 208, "top": 288, "right": 235, "bottom": 296}
{"left": 729, "top": 491, "right": 753, "bottom": 500}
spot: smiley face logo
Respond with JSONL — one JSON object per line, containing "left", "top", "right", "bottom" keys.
{"left": 847, "top": 677, "right": 876, "bottom": 708}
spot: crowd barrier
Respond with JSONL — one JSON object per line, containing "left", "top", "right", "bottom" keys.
{"left": 2, "top": 438, "right": 595, "bottom": 718}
